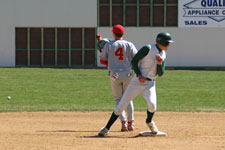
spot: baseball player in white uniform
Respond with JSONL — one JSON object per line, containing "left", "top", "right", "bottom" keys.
{"left": 97, "top": 24, "right": 138, "bottom": 132}
{"left": 98, "top": 32, "right": 174, "bottom": 137}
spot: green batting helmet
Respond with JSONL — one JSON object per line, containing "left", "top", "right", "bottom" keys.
{"left": 156, "top": 32, "right": 173, "bottom": 46}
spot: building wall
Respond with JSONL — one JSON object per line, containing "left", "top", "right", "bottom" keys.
{"left": 13, "top": 0, "right": 97, "bottom": 27}
{"left": 0, "top": 1, "right": 15, "bottom": 66}
{"left": 0, "top": 0, "right": 97, "bottom": 67}
{"left": 98, "top": 27, "right": 225, "bottom": 67}
{"left": 0, "top": 0, "right": 225, "bottom": 67}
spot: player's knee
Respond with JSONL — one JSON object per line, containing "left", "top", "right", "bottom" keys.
{"left": 148, "top": 103, "right": 157, "bottom": 112}
{"left": 114, "top": 97, "right": 121, "bottom": 102}
{"left": 115, "top": 99, "right": 121, "bottom": 105}
{"left": 114, "top": 109, "right": 122, "bottom": 116}
{"left": 114, "top": 107, "right": 123, "bottom": 115}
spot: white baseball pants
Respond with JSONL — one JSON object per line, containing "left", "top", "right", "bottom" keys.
{"left": 110, "top": 71, "right": 134, "bottom": 122}
{"left": 114, "top": 76, "right": 157, "bottom": 116}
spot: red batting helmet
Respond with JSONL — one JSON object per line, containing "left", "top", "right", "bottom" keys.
{"left": 111, "top": 24, "right": 124, "bottom": 34}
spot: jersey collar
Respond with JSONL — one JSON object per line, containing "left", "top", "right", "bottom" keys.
{"left": 156, "top": 44, "right": 162, "bottom": 53}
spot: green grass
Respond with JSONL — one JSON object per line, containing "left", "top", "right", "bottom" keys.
{"left": 156, "top": 70, "right": 225, "bottom": 112}
{"left": 0, "top": 68, "right": 224, "bottom": 112}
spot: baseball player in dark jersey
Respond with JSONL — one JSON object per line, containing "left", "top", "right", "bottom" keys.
{"left": 98, "top": 32, "right": 173, "bottom": 137}
{"left": 97, "top": 24, "right": 138, "bottom": 132}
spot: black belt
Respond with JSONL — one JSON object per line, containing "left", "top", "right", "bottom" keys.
{"left": 146, "top": 78, "right": 155, "bottom": 81}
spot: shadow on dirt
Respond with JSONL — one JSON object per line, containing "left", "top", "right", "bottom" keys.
{"left": 80, "top": 135, "right": 139, "bottom": 138}
{"left": 36, "top": 130, "right": 139, "bottom": 138}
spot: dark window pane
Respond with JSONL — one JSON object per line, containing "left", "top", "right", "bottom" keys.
{"left": 58, "top": 51, "right": 68, "bottom": 65}
{"left": 167, "top": 0, "right": 178, "bottom": 4}
{"left": 126, "top": 0, "right": 137, "bottom": 3}
{"left": 126, "top": 6, "right": 137, "bottom": 26}
{"left": 112, "top": 0, "right": 123, "bottom": 4}
{"left": 57, "top": 28, "right": 69, "bottom": 49}
{"left": 166, "top": 6, "right": 177, "bottom": 26}
{"left": 100, "top": 0, "right": 109, "bottom": 3}
{"left": 30, "top": 51, "right": 41, "bottom": 65}
{"left": 30, "top": 28, "right": 41, "bottom": 49}
{"left": 85, "top": 50, "right": 95, "bottom": 65}
{"left": 153, "top": 6, "right": 164, "bottom": 26}
{"left": 44, "top": 28, "right": 55, "bottom": 49}
{"left": 140, "top": 0, "right": 150, "bottom": 3}
{"left": 140, "top": 6, "right": 150, "bottom": 26}
{"left": 71, "top": 51, "right": 82, "bottom": 65}
{"left": 85, "top": 28, "right": 95, "bottom": 49}
{"left": 16, "top": 28, "right": 27, "bottom": 49}
{"left": 71, "top": 28, "right": 82, "bottom": 48}
{"left": 44, "top": 51, "right": 55, "bottom": 66}
{"left": 112, "top": 6, "right": 123, "bottom": 26}
{"left": 153, "top": 0, "right": 164, "bottom": 4}
{"left": 100, "top": 6, "right": 110, "bottom": 26}
{"left": 16, "top": 51, "right": 27, "bottom": 65}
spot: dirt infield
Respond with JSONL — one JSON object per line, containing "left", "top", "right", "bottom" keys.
{"left": 0, "top": 112, "right": 224, "bottom": 150}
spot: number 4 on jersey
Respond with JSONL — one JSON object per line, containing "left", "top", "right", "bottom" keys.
{"left": 115, "top": 47, "right": 124, "bottom": 60}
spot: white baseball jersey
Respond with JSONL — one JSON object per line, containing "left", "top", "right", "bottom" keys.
{"left": 100, "top": 40, "right": 137, "bottom": 72}
{"left": 138, "top": 44, "right": 166, "bottom": 80}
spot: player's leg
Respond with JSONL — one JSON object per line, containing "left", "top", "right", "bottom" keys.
{"left": 142, "top": 81, "right": 158, "bottom": 134}
{"left": 98, "top": 111, "right": 119, "bottom": 137}
{"left": 98, "top": 81, "right": 141, "bottom": 136}
{"left": 115, "top": 100, "right": 128, "bottom": 131}
{"left": 110, "top": 77, "right": 128, "bottom": 131}
{"left": 114, "top": 82, "right": 142, "bottom": 118}
{"left": 122, "top": 77, "right": 134, "bottom": 131}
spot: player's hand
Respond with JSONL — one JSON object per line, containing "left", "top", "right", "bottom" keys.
{"left": 138, "top": 75, "right": 146, "bottom": 84}
{"left": 155, "top": 54, "right": 163, "bottom": 65}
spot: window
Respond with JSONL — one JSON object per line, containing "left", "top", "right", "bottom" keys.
{"left": 44, "top": 28, "right": 55, "bottom": 66}
{"left": 16, "top": 28, "right": 97, "bottom": 67}
{"left": 166, "top": 0, "right": 178, "bottom": 26}
{"left": 16, "top": 28, "right": 27, "bottom": 66}
{"left": 98, "top": 0, "right": 178, "bottom": 27}
{"left": 84, "top": 28, "right": 96, "bottom": 65}
{"left": 140, "top": 0, "right": 151, "bottom": 26}
{"left": 71, "top": 28, "right": 82, "bottom": 65}
{"left": 30, "top": 28, "right": 41, "bottom": 65}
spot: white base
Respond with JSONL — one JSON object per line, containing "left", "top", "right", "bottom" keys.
{"left": 139, "top": 131, "right": 167, "bottom": 137}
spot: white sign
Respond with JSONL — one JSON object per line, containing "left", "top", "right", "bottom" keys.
{"left": 179, "top": 0, "right": 225, "bottom": 27}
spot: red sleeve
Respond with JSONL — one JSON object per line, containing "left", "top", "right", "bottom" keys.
{"left": 100, "top": 59, "right": 108, "bottom": 66}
